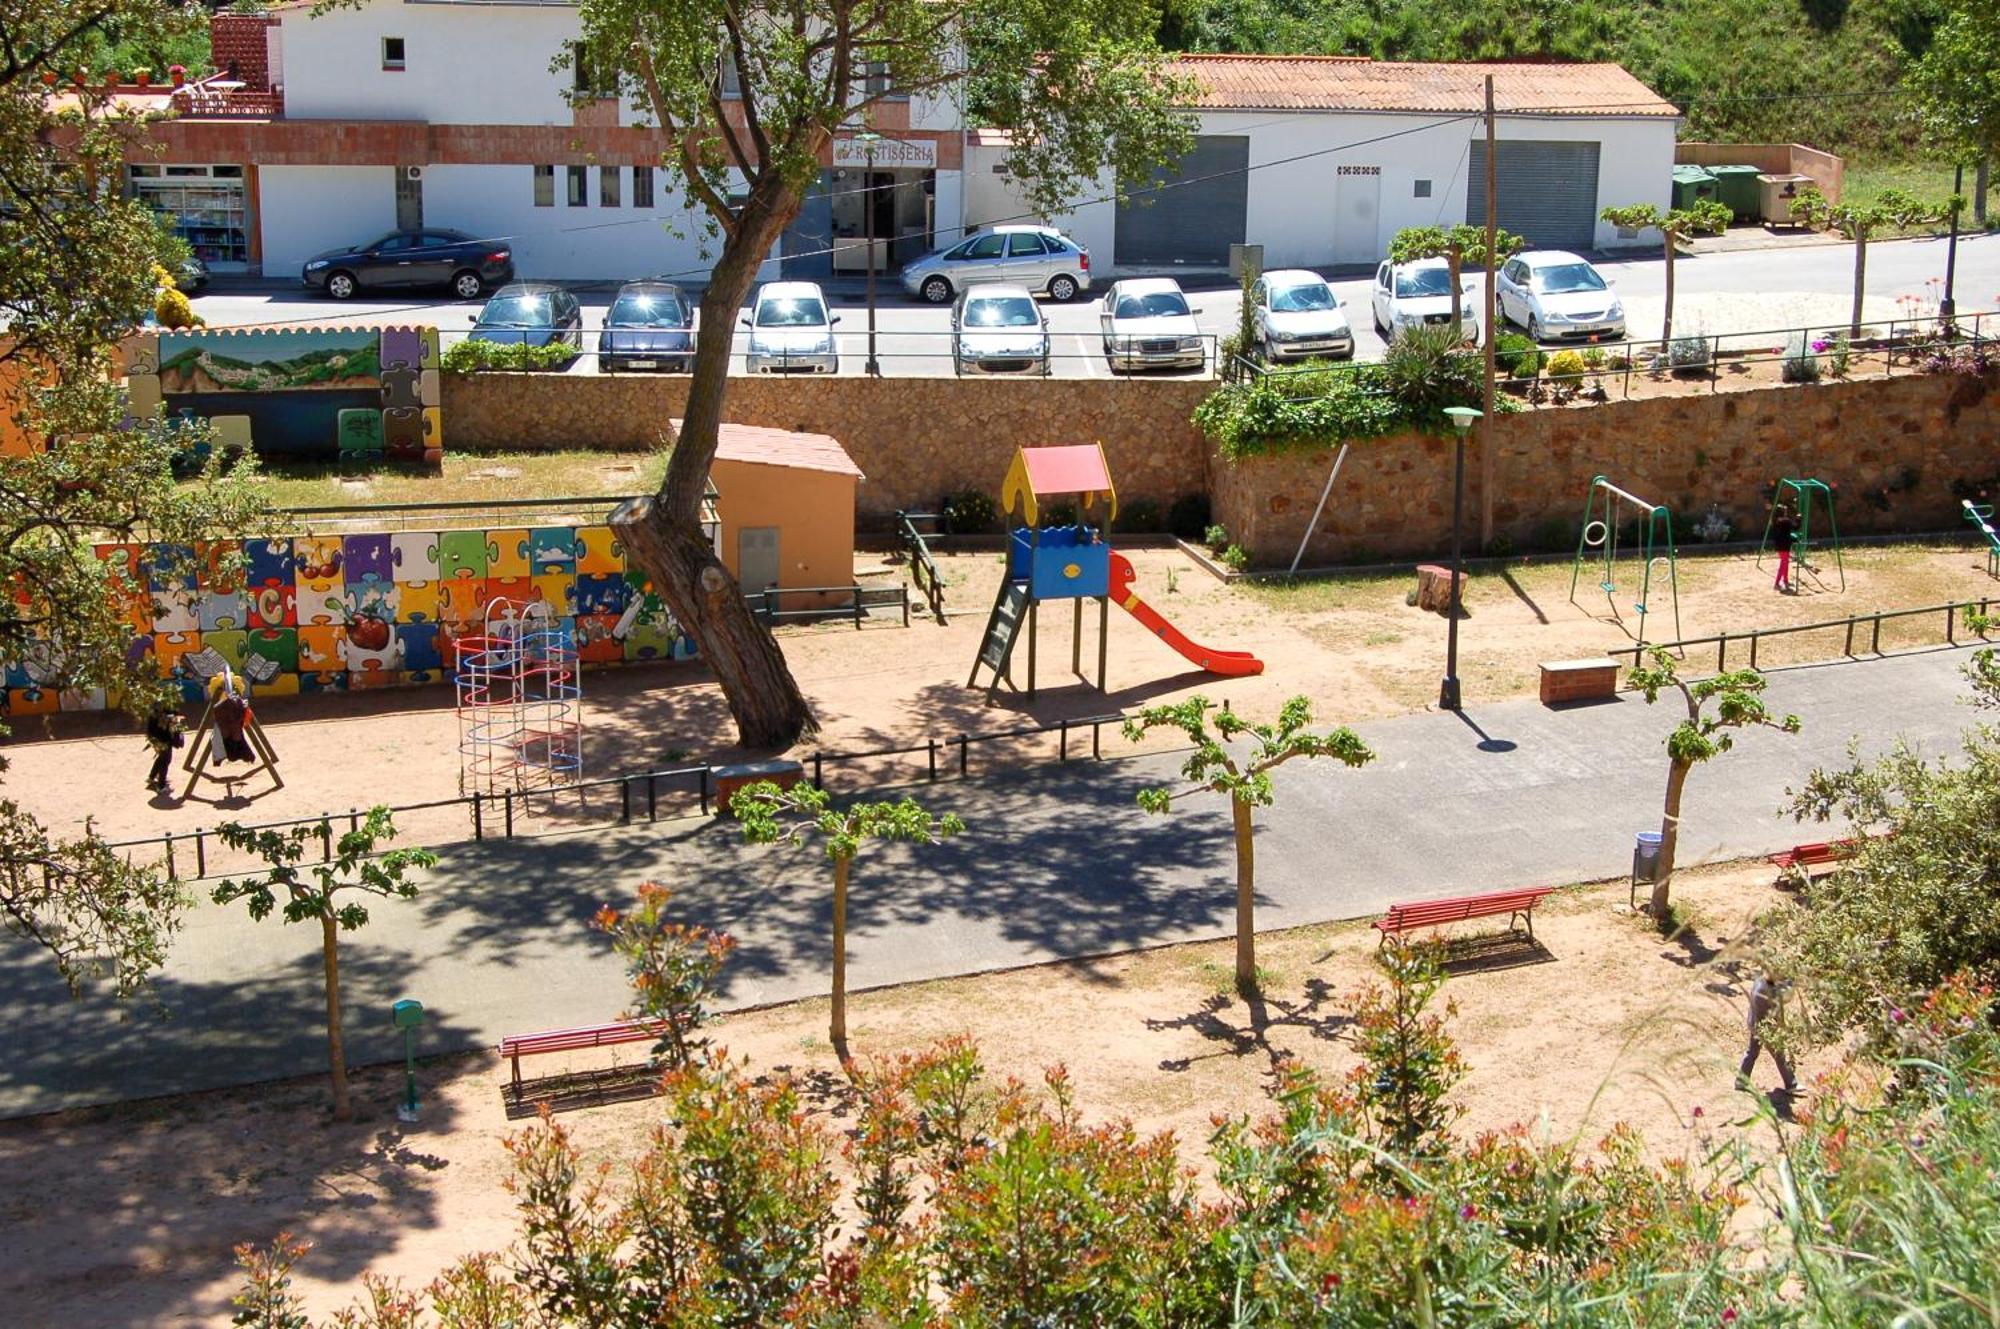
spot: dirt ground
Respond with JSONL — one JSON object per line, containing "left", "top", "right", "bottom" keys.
{"left": 0, "top": 861, "right": 1810, "bottom": 1326}
{"left": 3, "top": 539, "right": 1990, "bottom": 856}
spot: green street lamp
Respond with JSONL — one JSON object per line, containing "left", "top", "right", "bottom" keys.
{"left": 1439, "top": 406, "right": 1482, "bottom": 711}
{"left": 391, "top": 998, "right": 424, "bottom": 1123}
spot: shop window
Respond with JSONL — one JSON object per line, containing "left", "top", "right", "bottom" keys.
{"left": 533, "top": 165, "right": 554, "bottom": 208}
{"left": 382, "top": 37, "right": 406, "bottom": 71}
{"left": 600, "top": 166, "right": 621, "bottom": 208}
{"left": 1413, "top": 179, "right": 1432, "bottom": 198}
{"left": 633, "top": 165, "right": 655, "bottom": 208}
{"left": 567, "top": 165, "right": 587, "bottom": 207}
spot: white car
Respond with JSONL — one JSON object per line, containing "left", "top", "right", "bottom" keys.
{"left": 742, "top": 280, "right": 839, "bottom": 374}
{"left": 1250, "top": 269, "right": 1354, "bottom": 362}
{"left": 1370, "top": 258, "right": 1480, "bottom": 343}
{"left": 952, "top": 284, "right": 1050, "bottom": 376}
{"left": 1497, "top": 250, "right": 1626, "bottom": 342}
{"left": 1099, "top": 278, "right": 1206, "bottom": 372}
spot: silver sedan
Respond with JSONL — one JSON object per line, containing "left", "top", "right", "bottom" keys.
{"left": 1098, "top": 278, "right": 1206, "bottom": 372}
{"left": 951, "top": 284, "right": 1051, "bottom": 375}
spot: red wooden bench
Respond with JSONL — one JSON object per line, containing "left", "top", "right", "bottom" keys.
{"left": 1767, "top": 838, "right": 1860, "bottom": 881}
{"left": 499, "top": 1019, "right": 666, "bottom": 1087}
{"left": 1372, "top": 886, "right": 1554, "bottom": 947}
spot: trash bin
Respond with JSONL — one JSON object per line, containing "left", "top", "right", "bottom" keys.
{"left": 1671, "top": 165, "right": 1718, "bottom": 211}
{"left": 1708, "top": 165, "right": 1764, "bottom": 221}
{"left": 1633, "top": 830, "right": 1664, "bottom": 883}
{"left": 1757, "top": 173, "right": 1815, "bottom": 226}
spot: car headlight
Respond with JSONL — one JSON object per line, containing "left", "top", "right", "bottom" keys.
{"left": 306, "top": 260, "right": 329, "bottom": 270}
{"left": 1544, "top": 310, "right": 1571, "bottom": 324}
{"left": 1608, "top": 300, "right": 1624, "bottom": 319}
{"left": 818, "top": 335, "right": 835, "bottom": 352}
{"left": 1178, "top": 336, "right": 1202, "bottom": 351}
{"left": 1271, "top": 329, "right": 1296, "bottom": 342}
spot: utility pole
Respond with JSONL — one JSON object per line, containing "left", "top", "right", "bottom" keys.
{"left": 1479, "top": 74, "right": 1498, "bottom": 549}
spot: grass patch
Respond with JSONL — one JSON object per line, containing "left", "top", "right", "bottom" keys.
{"left": 247, "top": 449, "right": 668, "bottom": 512}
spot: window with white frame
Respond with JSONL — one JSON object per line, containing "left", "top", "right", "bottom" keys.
{"left": 600, "top": 165, "right": 621, "bottom": 208}
{"left": 532, "top": 165, "right": 554, "bottom": 207}
{"left": 381, "top": 37, "right": 405, "bottom": 71}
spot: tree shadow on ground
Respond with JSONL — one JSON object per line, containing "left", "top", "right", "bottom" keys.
{"left": 1149, "top": 975, "right": 1353, "bottom": 1074}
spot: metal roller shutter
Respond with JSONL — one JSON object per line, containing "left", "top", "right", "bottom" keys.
{"left": 1466, "top": 140, "right": 1601, "bottom": 250}
{"left": 1115, "top": 136, "right": 1248, "bottom": 265}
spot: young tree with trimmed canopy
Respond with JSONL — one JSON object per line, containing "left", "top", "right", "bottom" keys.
{"left": 1791, "top": 187, "right": 1960, "bottom": 337}
{"left": 1907, "top": 0, "right": 1998, "bottom": 224}
{"left": 1597, "top": 201, "right": 1732, "bottom": 349}
{"left": 1387, "top": 223, "right": 1523, "bottom": 342}
{"left": 1126, "top": 695, "right": 1373, "bottom": 995}
{"left": 527, "top": 0, "right": 1196, "bottom": 750}
{"left": 0, "top": 0, "right": 267, "bottom": 998}
{"left": 213, "top": 808, "right": 437, "bottom": 1121}
{"left": 733, "top": 782, "right": 963, "bottom": 1049}
{"left": 1627, "top": 650, "right": 1799, "bottom": 917}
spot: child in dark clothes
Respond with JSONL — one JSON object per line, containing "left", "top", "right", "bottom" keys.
{"left": 1771, "top": 504, "right": 1798, "bottom": 593}
{"left": 143, "top": 701, "right": 183, "bottom": 792}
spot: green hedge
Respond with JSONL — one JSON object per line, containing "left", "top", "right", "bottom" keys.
{"left": 440, "top": 339, "right": 579, "bottom": 374}
{"left": 1193, "top": 350, "right": 1502, "bottom": 461}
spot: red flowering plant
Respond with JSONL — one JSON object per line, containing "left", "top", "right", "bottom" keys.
{"left": 593, "top": 880, "right": 735, "bottom": 1070}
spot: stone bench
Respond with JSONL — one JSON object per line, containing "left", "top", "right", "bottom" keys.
{"left": 1539, "top": 657, "right": 1620, "bottom": 706}
{"left": 713, "top": 758, "right": 805, "bottom": 815}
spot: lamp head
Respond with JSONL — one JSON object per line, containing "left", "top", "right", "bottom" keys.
{"left": 1443, "top": 406, "right": 1482, "bottom": 438}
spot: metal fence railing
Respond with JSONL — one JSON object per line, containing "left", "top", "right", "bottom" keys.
{"left": 102, "top": 710, "right": 1136, "bottom": 881}
{"left": 1606, "top": 597, "right": 1997, "bottom": 674}
{"left": 896, "top": 510, "right": 949, "bottom": 623}
{"left": 749, "top": 582, "right": 910, "bottom": 629}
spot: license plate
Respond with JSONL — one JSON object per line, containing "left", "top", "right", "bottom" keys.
{"left": 626, "top": 359, "right": 657, "bottom": 370}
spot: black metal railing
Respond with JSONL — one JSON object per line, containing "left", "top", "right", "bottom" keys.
{"left": 896, "top": 509, "right": 948, "bottom": 623}
{"left": 747, "top": 582, "right": 908, "bottom": 629}
{"left": 1606, "top": 597, "right": 1996, "bottom": 674}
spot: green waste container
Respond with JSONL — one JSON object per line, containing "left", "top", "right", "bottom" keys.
{"left": 1709, "top": 164, "right": 1764, "bottom": 220}
{"left": 1671, "top": 165, "right": 1718, "bottom": 210}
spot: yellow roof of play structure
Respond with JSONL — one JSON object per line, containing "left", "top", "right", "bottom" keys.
{"left": 1000, "top": 444, "right": 1118, "bottom": 526}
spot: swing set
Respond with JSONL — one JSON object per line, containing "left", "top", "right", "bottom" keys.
{"left": 1568, "top": 475, "right": 1683, "bottom": 647}
{"left": 1757, "top": 477, "right": 1845, "bottom": 591}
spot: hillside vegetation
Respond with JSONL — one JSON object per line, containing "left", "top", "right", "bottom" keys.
{"left": 1161, "top": 0, "right": 1942, "bottom": 159}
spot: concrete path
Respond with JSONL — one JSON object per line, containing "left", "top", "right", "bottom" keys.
{"left": 0, "top": 646, "right": 1985, "bottom": 1117}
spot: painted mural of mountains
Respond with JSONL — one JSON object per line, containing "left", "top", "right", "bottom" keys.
{"left": 158, "top": 341, "right": 382, "bottom": 393}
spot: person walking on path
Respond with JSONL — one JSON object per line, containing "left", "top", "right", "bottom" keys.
{"left": 143, "top": 701, "right": 183, "bottom": 793}
{"left": 1771, "top": 504, "right": 1798, "bottom": 593}
{"left": 1740, "top": 970, "right": 1798, "bottom": 1093}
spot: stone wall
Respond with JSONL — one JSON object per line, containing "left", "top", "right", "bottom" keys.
{"left": 1209, "top": 371, "right": 2000, "bottom": 565}
{"left": 443, "top": 374, "right": 1214, "bottom": 527}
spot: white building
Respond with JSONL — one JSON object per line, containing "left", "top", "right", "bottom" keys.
{"left": 968, "top": 56, "right": 1680, "bottom": 270}
{"left": 143, "top": 16, "right": 1674, "bottom": 282}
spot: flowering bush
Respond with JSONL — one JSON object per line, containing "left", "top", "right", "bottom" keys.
{"left": 593, "top": 881, "right": 735, "bottom": 1069}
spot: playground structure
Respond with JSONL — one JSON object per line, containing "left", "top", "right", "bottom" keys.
{"left": 1569, "top": 475, "right": 1683, "bottom": 648}
{"left": 455, "top": 598, "right": 584, "bottom": 795}
{"left": 969, "top": 445, "right": 1262, "bottom": 696}
{"left": 1759, "top": 477, "right": 1845, "bottom": 591}
{"left": 1967, "top": 499, "right": 1999, "bottom": 578}
{"left": 179, "top": 665, "right": 282, "bottom": 798}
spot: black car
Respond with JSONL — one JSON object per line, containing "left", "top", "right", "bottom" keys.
{"left": 598, "top": 280, "right": 695, "bottom": 373}
{"left": 302, "top": 228, "right": 513, "bottom": 301}
{"left": 467, "top": 283, "right": 583, "bottom": 355}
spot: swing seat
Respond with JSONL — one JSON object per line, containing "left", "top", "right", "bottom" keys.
{"left": 1598, "top": 581, "right": 1616, "bottom": 594}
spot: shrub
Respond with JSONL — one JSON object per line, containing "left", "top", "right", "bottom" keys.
{"left": 942, "top": 489, "right": 998, "bottom": 534}
{"left": 154, "top": 286, "right": 198, "bottom": 330}
{"left": 1043, "top": 500, "right": 1079, "bottom": 527}
{"left": 594, "top": 882, "right": 734, "bottom": 1070}
{"left": 1545, "top": 348, "right": 1588, "bottom": 380}
{"left": 1167, "top": 493, "right": 1211, "bottom": 541}
{"left": 1219, "top": 543, "right": 1249, "bottom": 572}
{"left": 1668, "top": 334, "right": 1712, "bottom": 373}
{"left": 1202, "top": 522, "right": 1229, "bottom": 551}
{"left": 1379, "top": 324, "right": 1483, "bottom": 423}
{"left": 1781, "top": 331, "right": 1822, "bottom": 383}
{"left": 1581, "top": 346, "right": 1607, "bottom": 370}
{"left": 1495, "top": 332, "right": 1542, "bottom": 379}
{"left": 439, "top": 338, "right": 578, "bottom": 373}
{"left": 1114, "top": 499, "right": 1162, "bottom": 533}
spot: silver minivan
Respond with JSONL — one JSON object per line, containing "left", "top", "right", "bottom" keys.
{"left": 900, "top": 225, "right": 1091, "bottom": 305}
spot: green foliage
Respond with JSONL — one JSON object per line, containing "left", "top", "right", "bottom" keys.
{"left": 1601, "top": 200, "right": 1734, "bottom": 242}
{"left": 734, "top": 782, "right": 962, "bottom": 866}
{"left": 1202, "top": 522, "right": 1230, "bottom": 550}
{"left": 1114, "top": 498, "right": 1163, "bottom": 533}
{"left": 1167, "top": 492, "right": 1211, "bottom": 540}
{"left": 1353, "top": 943, "right": 1464, "bottom": 1162}
{"left": 437, "top": 339, "right": 577, "bottom": 374}
{"left": 1387, "top": 223, "right": 1524, "bottom": 270}
{"left": 1195, "top": 359, "right": 1472, "bottom": 461}
{"left": 229, "top": 1233, "right": 311, "bottom": 1329}
{"left": 1544, "top": 348, "right": 1587, "bottom": 380}
{"left": 1781, "top": 330, "right": 1824, "bottom": 383}
{"left": 942, "top": 488, "right": 999, "bottom": 535}
{"left": 1378, "top": 324, "right": 1485, "bottom": 422}
{"left": 1126, "top": 693, "right": 1375, "bottom": 812}
{"left": 1668, "top": 333, "right": 1713, "bottom": 371}
{"left": 1792, "top": 185, "right": 1958, "bottom": 239}
{"left": 1494, "top": 332, "right": 1542, "bottom": 379}
{"left": 1219, "top": 543, "right": 1249, "bottom": 572}
{"left": 593, "top": 881, "right": 735, "bottom": 1070}
{"left": 1908, "top": 0, "right": 2000, "bottom": 164}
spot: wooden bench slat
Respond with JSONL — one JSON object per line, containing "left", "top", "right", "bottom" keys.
{"left": 1372, "top": 886, "right": 1552, "bottom": 944}
{"left": 500, "top": 1019, "right": 667, "bottom": 1085}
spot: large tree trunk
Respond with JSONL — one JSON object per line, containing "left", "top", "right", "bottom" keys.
{"left": 830, "top": 854, "right": 849, "bottom": 1050}
{"left": 1232, "top": 794, "right": 1257, "bottom": 994}
{"left": 1650, "top": 758, "right": 1691, "bottom": 917}
{"left": 1661, "top": 232, "right": 1676, "bottom": 348}
{"left": 1850, "top": 235, "right": 1867, "bottom": 340}
{"left": 612, "top": 177, "right": 817, "bottom": 751}
{"left": 321, "top": 914, "right": 350, "bottom": 1122}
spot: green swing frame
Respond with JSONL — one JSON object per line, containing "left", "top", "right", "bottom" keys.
{"left": 1757, "top": 477, "right": 1845, "bottom": 591}
{"left": 1568, "top": 475, "right": 1683, "bottom": 648}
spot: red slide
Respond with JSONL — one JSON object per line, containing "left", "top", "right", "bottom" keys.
{"left": 1108, "top": 552, "right": 1264, "bottom": 677}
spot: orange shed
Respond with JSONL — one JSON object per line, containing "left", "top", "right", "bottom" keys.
{"left": 699, "top": 421, "right": 863, "bottom": 606}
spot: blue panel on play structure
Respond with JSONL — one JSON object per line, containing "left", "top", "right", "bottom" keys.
{"left": 1008, "top": 526, "right": 1110, "bottom": 600}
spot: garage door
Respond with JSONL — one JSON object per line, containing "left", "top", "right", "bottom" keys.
{"left": 1115, "top": 136, "right": 1248, "bottom": 266}
{"left": 1465, "top": 140, "right": 1601, "bottom": 250}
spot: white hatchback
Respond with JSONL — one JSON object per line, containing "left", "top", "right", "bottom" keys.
{"left": 1250, "top": 269, "right": 1354, "bottom": 362}
{"left": 742, "top": 281, "right": 839, "bottom": 374}
{"left": 1370, "top": 258, "right": 1480, "bottom": 344}
{"left": 1496, "top": 251, "right": 1626, "bottom": 342}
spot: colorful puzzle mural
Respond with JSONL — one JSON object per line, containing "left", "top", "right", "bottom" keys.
{"left": 1, "top": 521, "right": 694, "bottom": 716}
{"left": 122, "top": 324, "right": 443, "bottom": 469}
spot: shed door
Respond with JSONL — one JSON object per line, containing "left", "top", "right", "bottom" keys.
{"left": 1114, "top": 136, "right": 1248, "bottom": 266}
{"left": 738, "top": 526, "right": 781, "bottom": 594}
{"left": 1332, "top": 167, "right": 1381, "bottom": 264}
{"left": 1465, "top": 140, "right": 1601, "bottom": 250}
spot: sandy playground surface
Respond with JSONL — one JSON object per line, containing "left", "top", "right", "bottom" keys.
{"left": 0, "top": 862, "right": 1817, "bottom": 1326}
{"left": 3, "top": 538, "right": 1992, "bottom": 855}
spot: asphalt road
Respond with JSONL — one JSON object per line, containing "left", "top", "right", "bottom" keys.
{"left": 0, "top": 645, "right": 1983, "bottom": 1117}
{"left": 187, "top": 231, "right": 2000, "bottom": 380}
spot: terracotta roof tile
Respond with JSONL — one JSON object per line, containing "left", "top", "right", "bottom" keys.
{"left": 675, "top": 420, "right": 865, "bottom": 479}
{"left": 1172, "top": 55, "right": 1678, "bottom": 118}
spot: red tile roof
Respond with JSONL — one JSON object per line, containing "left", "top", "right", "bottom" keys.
{"left": 1172, "top": 55, "right": 1679, "bottom": 118}
{"left": 686, "top": 421, "right": 864, "bottom": 479}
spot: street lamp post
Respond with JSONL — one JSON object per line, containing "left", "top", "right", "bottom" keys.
{"left": 1439, "top": 406, "right": 1482, "bottom": 711}
{"left": 854, "top": 130, "right": 883, "bottom": 376}
{"left": 1942, "top": 162, "right": 1964, "bottom": 324}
